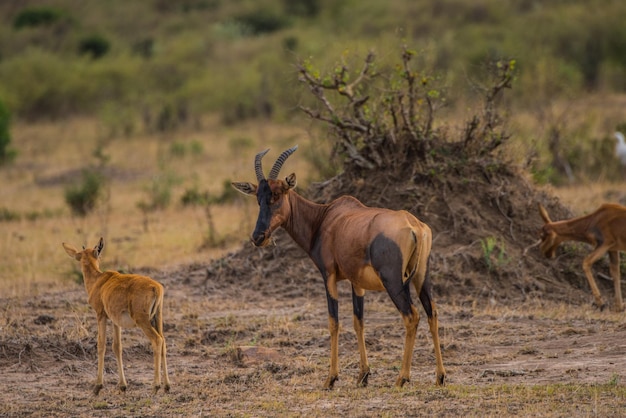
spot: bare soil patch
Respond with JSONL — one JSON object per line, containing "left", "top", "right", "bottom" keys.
{"left": 1, "top": 262, "right": 626, "bottom": 417}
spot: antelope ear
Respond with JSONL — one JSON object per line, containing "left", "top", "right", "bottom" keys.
{"left": 62, "top": 243, "right": 81, "bottom": 261}
{"left": 538, "top": 203, "right": 552, "bottom": 224}
{"left": 231, "top": 182, "right": 258, "bottom": 196}
{"left": 285, "top": 173, "right": 297, "bottom": 189}
{"left": 94, "top": 237, "right": 104, "bottom": 258}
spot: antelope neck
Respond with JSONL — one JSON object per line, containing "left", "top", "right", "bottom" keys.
{"left": 283, "top": 191, "right": 327, "bottom": 253}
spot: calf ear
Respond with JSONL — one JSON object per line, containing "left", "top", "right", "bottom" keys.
{"left": 62, "top": 243, "right": 81, "bottom": 260}
{"left": 231, "top": 182, "right": 258, "bottom": 196}
{"left": 94, "top": 237, "right": 104, "bottom": 258}
{"left": 285, "top": 173, "right": 297, "bottom": 189}
{"left": 537, "top": 203, "right": 552, "bottom": 224}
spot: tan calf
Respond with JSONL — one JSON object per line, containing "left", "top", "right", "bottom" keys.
{"left": 538, "top": 203, "right": 626, "bottom": 311}
{"left": 62, "top": 237, "right": 171, "bottom": 395}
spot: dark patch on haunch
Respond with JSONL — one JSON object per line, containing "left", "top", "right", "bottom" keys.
{"left": 418, "top": 264, "right": 435, "bottom": 318}
{"left": 368, "top": 234, "right": 412, "bottom": 315}
{"left": 310, "top": 238, "right": 339, "bottom": 322}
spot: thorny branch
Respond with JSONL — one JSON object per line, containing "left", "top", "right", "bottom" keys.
{"left": 297, "top": 48, "right": 515, "bottom": 174}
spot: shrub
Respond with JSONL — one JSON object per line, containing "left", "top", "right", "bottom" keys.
{"left": 64, "top": 170, "right": 106, "bottom": 217}
{"left": 78, "top": 35, "right": 111, "bottom": 59}
{"left": 283, "top": 0, "right": 320, "bottom": 18}
{"left": 0, "top": 99, "right": 16, "bottom": 165}
{"left": 137, "top": 169, "right": 180, "bottom": 212}
{"left": 0, "top": 207, "right": 20, "bottom": 222}
{"left": 181, "top": 186, "right": 209, "bottom": 206}
{"left": 13, "top": 7, "right": 63, "bottom": 29}
{"left": 233, "top": 10, "right": 290, "bottom": 35}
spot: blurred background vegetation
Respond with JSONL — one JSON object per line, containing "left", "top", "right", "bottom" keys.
{"left": 1, "top": 0, "right": 626, "bottom": 184}
{"left": 2, "top": 0, "right": 626, "bottom": 294}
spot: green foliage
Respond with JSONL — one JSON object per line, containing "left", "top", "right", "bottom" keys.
{"left": 181, "top": 186, "right": 210, "bottom": 206}
{"left": 78, "top": 35, "right": 110, "bottom": 59}
{"left": 180, "top": 179, "right": 239, "bottom": 207}
{"left": 480, "top": 236, "right": 508, "bottom": 271}
{"left": 13, "top": 7, "right": 64, "bottom": 29}
{"left": 137, "top": 169, "right": 181, "bottom": 212}
{"left": 64, "top": 170, "right": 106, "bottom": 217}
{"left": 1, "top": 0, "right": 626, "bottom": 148}
{"left": 0, "top": 207, "right": 20, "bottom": 222}
{"left": 297, "top": 48, "right": 513, "bottom": 173}
{"left": 228, "top": 136, "right": 254, "bottom": 154}
{"left": 168, "top": 140, "right": 203, "bottom": 159}
{"left": 0, "top": 99, "right": 16, "bottom": 165}
{"left": 233, "top": 10, "right": 290, "bottom": 35}
{"left": 283, "top": 0, "right": 320, "bottom": 17}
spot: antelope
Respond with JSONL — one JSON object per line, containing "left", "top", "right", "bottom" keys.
{"left": 538, "top": 203, "right": 626, "bottom": 311}
{"left": 232, "top": 146, "right": 446, "bottom": 389}
{"left": 62, "top": 237, "right": 171, "bottom": 395}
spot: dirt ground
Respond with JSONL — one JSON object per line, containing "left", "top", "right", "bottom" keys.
{"left": 1, "top": 241, "right": 626, "bottom": 417}
{"left": 3, "top": 151, "right": 626, "bottom": 416}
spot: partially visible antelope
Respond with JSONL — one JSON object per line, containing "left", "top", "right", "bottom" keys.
{"left": 538, "top": 203, "right": 626, "bottom": 311}
{"left": 232, "top": 146, "right": 446, "bottom": 389}
{"left": 62, "top": 237, "right": 171, "bottom": 395}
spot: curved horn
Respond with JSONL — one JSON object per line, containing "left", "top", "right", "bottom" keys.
{"left": 268, "top": 145, "right": 298, "bottom": 180}
{"left": 254, "top": 149, "right": 270, "bottom": 182}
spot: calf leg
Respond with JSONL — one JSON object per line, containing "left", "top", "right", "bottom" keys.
{"left": 137, "top": 317, "right": 163, "bottom": 394}
{"left": 582, "top": 246, "right": 609, "bottom": 310}
{"left": 94, "top": 317, "right": 107, "bottom": 395}
{"left": 154, "top": 309, "right": 171, "bottom": 392}
{"left": 609, "top": 251, "right": 624, "bottom": 312}
{"left": 351, "top": 286, "right": 370, "bottom": 387}
{"left": 112, "top": 324, "right": 128, "bottom": 392}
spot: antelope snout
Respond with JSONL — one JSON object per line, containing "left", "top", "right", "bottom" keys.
{"left": 251, "top": 232, "right": 267, "bottom": 247}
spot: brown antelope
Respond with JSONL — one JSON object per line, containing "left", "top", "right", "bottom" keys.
{"left": 232, "top": 146, "right": 446, "bottom": 389}
{"left": 62, "top": 237, "right": 171, "bottom": 395}
{"left": 538, "top": 203, "right": 626, "bottom": 311}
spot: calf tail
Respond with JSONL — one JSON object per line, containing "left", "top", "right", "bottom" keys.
{"left": 149, "top": 286, "right": 164, "bottom": 333}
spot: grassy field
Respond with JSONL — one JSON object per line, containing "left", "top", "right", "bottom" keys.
{"left": 0, "top": 116, "right": 315, "bottom": 297}
{"left": 3, "top": 91, "right": 626, "bottom": 298}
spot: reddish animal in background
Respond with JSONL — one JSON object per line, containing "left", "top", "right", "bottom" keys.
{"left": 62, "top": 237, "right": 171, "bottom": 395}
{"left": 538, "top": 203, "right": 626, "bottom": 311}
{"left": 232, "top": 146, "right": 446, "bottom": 389}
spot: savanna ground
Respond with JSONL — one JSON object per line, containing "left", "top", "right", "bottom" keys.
{"left": 3, "top": 108, "right": 626, "bottom": 416}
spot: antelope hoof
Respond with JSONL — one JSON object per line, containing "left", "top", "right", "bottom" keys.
{"left": 152, "top": 384, "right": 161, "bottom": 394}
{"left": 436, "top": 373, "right": 446, "bottom": 386}
{"left": 356, "top": 370, "right": 370, "bottom": 387}
{"left": 613, "top": 302, "right": 625, "bottom": 312}
{"left": 395, "top": 376, "right": 410, "bottom": 388}
{"left": 323, "top": 375, "right": 338, "bottom": 390}
{"left": 164, "top": 384, "right": 171, "bottom": 393}
{"left": 92, "top": 383, "right": 104, "bottom": 396}
{"left": 118, "top": 384, "right": 127, "bottom": 393}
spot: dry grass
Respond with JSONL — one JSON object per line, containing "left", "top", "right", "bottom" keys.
{"left": 0, "top": 116, "right": 313, "bottom": 297}
{"left": 3, "top": 93, "right": 626, "bottom": 297}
